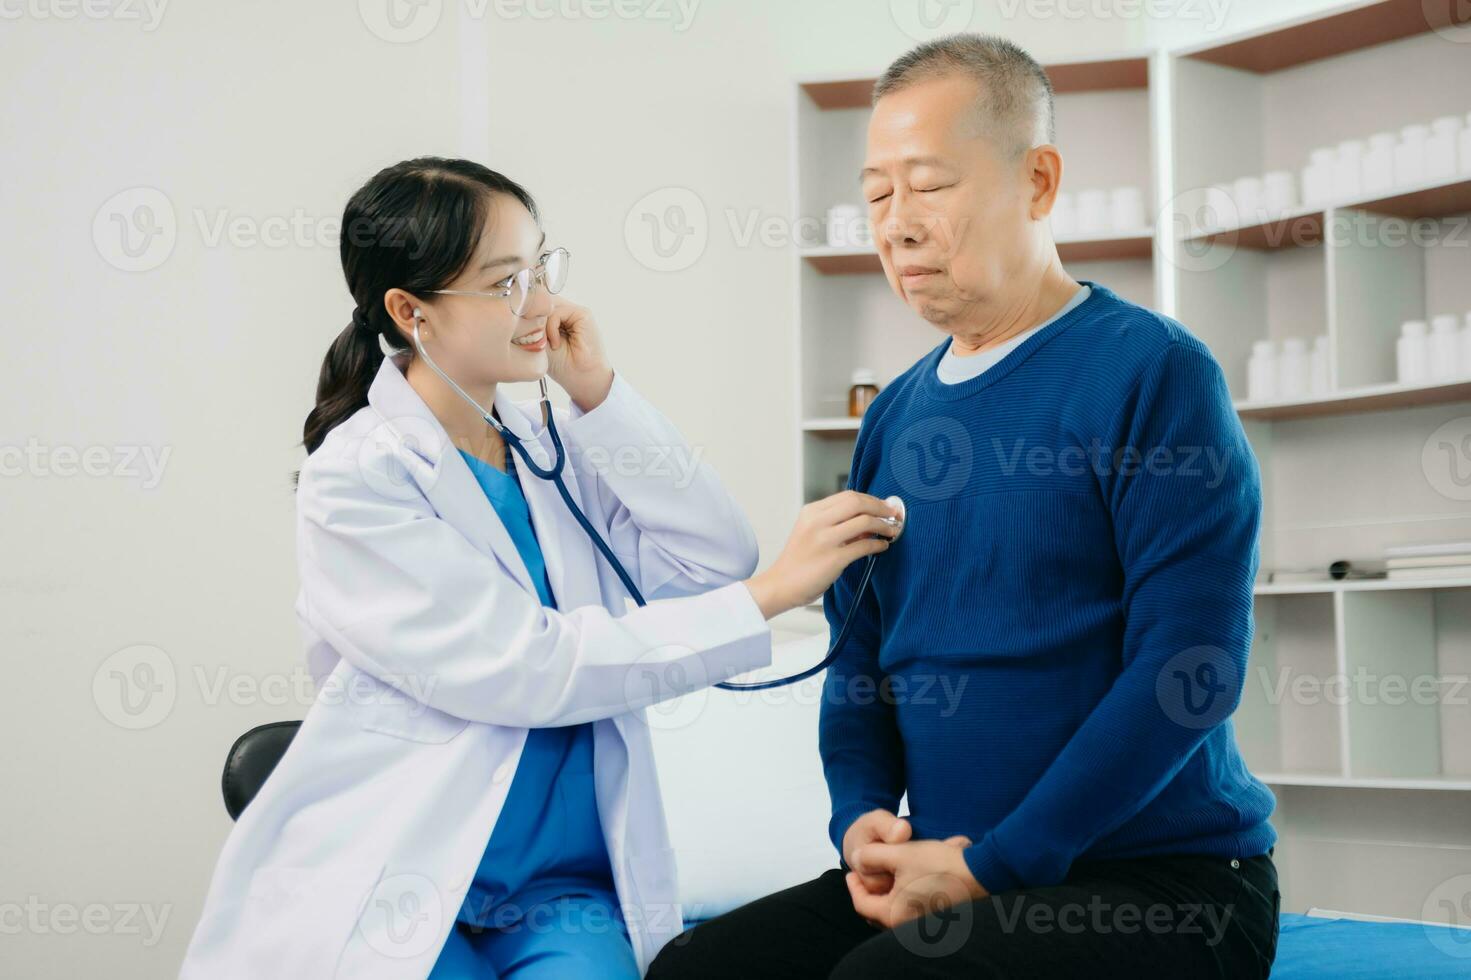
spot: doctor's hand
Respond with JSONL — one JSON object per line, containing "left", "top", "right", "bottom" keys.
{"left": 544, "top": 298, "right": 614, "bottom": 413}
{"left": 843, "top": 809, "right": 912, "bottom": 895}
{"left": 742, "top": 491, "right": 902, "bottom": 620}
{"left": 846, "top": 837, "right": 989, "bottom": 931}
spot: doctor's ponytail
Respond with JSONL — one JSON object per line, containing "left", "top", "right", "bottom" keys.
{"left": 300, "top": 156, "right": 538, "bottom": 458}
{"left": 302, "top": 308, "right": 384, "bottom": 456}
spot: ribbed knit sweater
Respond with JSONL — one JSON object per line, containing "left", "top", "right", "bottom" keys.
{"left": 819, "top": 282, "right": 1277, "bottom": 894}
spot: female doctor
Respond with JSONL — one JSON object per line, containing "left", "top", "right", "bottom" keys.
{"left": 178, "top": 157, "right": 900, "bottom": 980}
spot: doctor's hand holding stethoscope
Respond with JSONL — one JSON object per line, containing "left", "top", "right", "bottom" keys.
{"left": 544, "top": 296, "right": 902, "bottom": 620}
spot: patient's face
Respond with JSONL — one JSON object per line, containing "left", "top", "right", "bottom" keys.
{"left": 863, "top": 75, "right": 1037, "bottom": 331}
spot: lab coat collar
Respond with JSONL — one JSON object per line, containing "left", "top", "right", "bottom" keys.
{"left": 365, "top": 352, "right": 540, "bottom": 595}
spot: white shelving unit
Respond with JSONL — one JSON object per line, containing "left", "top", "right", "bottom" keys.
{"left": 790, "top": 0, "right": 1471, "bottom": 920}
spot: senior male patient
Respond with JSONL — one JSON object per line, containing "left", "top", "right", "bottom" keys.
{"left": 648, "top": 33, "right": 1280, "bottom": 980}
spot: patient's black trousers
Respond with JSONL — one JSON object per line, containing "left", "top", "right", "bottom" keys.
{"left": 646, "top": 850, "right": 1279, "bottom": 979}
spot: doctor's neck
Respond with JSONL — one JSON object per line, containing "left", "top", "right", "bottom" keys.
{"left": 405, "top": 356, "right": 507, "bottom": 467}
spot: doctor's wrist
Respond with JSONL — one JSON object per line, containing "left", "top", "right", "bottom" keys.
{"left": 741, "top": 572, "right": 791, "bottom": 620}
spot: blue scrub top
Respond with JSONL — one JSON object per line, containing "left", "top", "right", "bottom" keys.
{"left": 455, "top": 448, "right": 617, "bottom": 929}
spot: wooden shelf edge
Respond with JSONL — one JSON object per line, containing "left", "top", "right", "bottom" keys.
{"left": 1235, "top": 378, "right": 1471, "bottom": 420}
{"left": 1353, "top": 175, "right": 1471, "bottom": 220}
{"left": 1182, "top": 0, "right": 1441, "bottom": 74}
{"left": 1183, "top": 208, "right": 1324, "bottom": 251}
{"left": 800, "top": 232, "right": 1153, "bottom": 274}
{"left": 802, "top": 418, "right": 862, "bottom": 436}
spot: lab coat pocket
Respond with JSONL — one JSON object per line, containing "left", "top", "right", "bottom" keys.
{"left": 243, "top": 860, "right": 385, "bottom": 977}
{"left": 347, "top": 673, "right": 470, "bottom": 743}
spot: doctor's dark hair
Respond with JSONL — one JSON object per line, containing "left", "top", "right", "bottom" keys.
{"left": 301, "top": 157, "right": 538, "bottom": 456}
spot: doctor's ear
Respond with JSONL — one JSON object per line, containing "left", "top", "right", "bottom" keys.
{"left": 381, "top": 288, "right": 427, "bottom": 344}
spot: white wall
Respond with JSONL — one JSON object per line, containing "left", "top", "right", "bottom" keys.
{"left": 0, "top": 2, "right": 1339, "bottom": 976}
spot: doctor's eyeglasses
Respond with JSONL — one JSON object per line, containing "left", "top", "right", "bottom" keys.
{"left": 430, "top": 246, "right": 570, "bottom": 317}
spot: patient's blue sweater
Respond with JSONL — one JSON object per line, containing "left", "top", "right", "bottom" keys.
{"left": 820, "top": 282, "right": 1277, "bottom": 894}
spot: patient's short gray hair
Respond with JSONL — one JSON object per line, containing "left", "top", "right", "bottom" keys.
{"left": 873, "top": 34, "right": 1055, "bottom": 156}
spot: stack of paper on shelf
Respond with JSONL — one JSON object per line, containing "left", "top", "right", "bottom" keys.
{"left": 1385, "top": 541, "right": 1471, "bottom": 581}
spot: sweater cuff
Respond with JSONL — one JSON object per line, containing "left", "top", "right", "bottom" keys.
{"left": 828, "top": 803, "right": 873, "bottom": 866}
{"left": 963, "top": 833, "right": 1022, "bottom": 895}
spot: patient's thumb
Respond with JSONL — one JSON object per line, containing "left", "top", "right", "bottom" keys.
{"left": 886, "top": 818, "right": 912, "bottom": 843}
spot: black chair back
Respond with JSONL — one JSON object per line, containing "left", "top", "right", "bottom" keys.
{"left": 221, "top": 721, "right": 300, "bottom": 820}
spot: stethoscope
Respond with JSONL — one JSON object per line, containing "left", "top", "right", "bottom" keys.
{"left": 411, "top": 308, "right": 901, "bottom": 691}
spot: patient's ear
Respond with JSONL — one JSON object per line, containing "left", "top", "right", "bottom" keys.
{"left": 1028, "top": 144, "right": 1064, "bottom": 220}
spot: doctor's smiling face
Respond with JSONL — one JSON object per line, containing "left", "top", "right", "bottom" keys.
{"left": 863, "top": 54, "right": 1062, "bottom": 335}
{"left": 400, "top": 192, "right": 554, "bottom": 387}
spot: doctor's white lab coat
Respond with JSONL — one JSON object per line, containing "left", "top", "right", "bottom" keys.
{"left": 178, "top": 353, "right": 772, "bottom": 978}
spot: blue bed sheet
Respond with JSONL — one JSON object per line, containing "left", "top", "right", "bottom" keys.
{"left": 677, "top": 912, "right": 1471, "bottom": 976}
{"left": 1273, "top": 913, "right": 1471, "bottom": 978}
